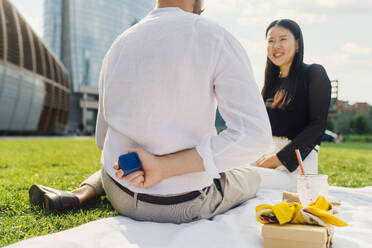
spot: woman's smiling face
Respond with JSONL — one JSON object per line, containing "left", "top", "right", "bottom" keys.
{"left": 266, "top": 25, "right": 299, "bottom": 74}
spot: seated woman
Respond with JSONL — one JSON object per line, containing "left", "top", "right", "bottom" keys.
{"left": 253, "top": 19, "right": 331, "bottom": 191}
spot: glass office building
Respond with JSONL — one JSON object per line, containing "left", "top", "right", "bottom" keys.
{"left": 0, "top": 0, "right": 70, "bottom": 134}
{"left": 44, "top": 0, "right": 155, "bottom": 132}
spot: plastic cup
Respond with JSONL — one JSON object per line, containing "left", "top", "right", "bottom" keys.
{"left": 297, "top": 174, "right": 328, "bottom": 207}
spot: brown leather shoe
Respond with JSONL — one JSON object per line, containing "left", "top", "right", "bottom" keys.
{"left": 29, "top": 184, "right": 80, "bottom": 211}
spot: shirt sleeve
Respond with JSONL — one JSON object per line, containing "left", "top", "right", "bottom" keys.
{"left": 277, "top": 64, "right": 331, "bottom": 172}
{"left": 95, "top": 56, "right": 108, "bottom": 150}
{"left": 196, "top": 30, "right": 273, "bottom": 179}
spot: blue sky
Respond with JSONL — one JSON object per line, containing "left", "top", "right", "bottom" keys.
{"left": 10, "top": 0, "right": 372, "bottom": 104}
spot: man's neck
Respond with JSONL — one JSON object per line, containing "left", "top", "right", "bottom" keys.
{"left": 156, "top": 0, "right": 194, "bottom": 13}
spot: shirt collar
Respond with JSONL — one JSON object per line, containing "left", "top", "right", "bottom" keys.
{"left": 149, "top": 7, "right": 185, "bottom": 16}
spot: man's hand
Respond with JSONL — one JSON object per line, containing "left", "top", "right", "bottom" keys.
{"left": 113, "top": 148, "right": 164, "bottom": 188}
{"left": 113, "top": 147, "right": 205, "bottom": 189}
{"left": 256, "top": 154, "right": 282, "bottom": 169}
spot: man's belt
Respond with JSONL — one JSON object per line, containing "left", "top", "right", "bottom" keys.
{"left": 109, "top": 175, "right": 201, "bottom": 205}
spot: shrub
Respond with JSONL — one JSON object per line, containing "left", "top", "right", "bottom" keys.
{"left": 343, "top": 134, "right": 372, "bottom": 143}
{"left": 351, "top": 114, "right": 370, "bottom": 134}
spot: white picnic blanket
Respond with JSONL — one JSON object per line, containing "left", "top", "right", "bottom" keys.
{"left": 7, "top": 186, "right": 372, "bottom": 248}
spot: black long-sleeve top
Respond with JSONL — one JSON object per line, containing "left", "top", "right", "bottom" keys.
{"left": 264, "top": 64, "right": 331, "bottom": 172}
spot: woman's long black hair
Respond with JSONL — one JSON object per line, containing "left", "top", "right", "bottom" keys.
{"left": 262, "top": 19, "right": 305, "bottom": 109}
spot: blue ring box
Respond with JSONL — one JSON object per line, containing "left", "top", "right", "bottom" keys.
{"left": 118, "top": 152, "right": 142, "bottom": 176}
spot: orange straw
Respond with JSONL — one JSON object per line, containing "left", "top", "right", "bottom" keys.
{"left": 295, "top": 149, "right": 305, "bottom": 175}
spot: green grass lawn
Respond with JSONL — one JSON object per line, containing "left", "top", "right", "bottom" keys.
{"left": 0, "top": 138, "right": 117, "bottom": 247}
{"left": 0, "top": 138, "right": 371, "bottom": 247}
{"left": 319, "top": 142, "right": 372, "bottom": 187}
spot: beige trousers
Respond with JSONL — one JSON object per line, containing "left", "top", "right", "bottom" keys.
{"left": 82, "top": 167, "right": 261, "bottom": 224}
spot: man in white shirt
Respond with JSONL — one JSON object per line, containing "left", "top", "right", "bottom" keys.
{"left": 29, "top": 0, "right": 273, "bottom": 223}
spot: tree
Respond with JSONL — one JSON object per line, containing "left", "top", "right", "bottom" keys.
{"left": 368, "top": 107, "right": 372, "bottom": 134}
{"left": 326, "top": 118, "right": 335, "bottom": 131}
{"left": 215, "top": 108, "right": 226, "bottom": 133}
{"left": 335, "top": 111, "right": 353, "bottom": 134}
{"left": 351, "top": 114, "right": 370, "bottom": 134}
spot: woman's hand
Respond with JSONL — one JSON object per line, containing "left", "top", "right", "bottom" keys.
{"left": 113, "top": 148, "right": 164, "bottom": 189}
{"left": 256, "top": 154, "right": 282, "bottom": 169}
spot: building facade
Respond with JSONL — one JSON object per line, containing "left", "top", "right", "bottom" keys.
{"left": 44, "top": 0, "right": 155, "bottom": 133}
{"left": 335, "top": 100, "right": 370, "bottom": 113}
{"left": 0, "top": 0, "right": 70, "bottom": 134}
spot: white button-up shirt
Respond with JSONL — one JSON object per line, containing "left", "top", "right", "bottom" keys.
{"left": 96, "top": 7, "right": 273, "bottom": 194}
